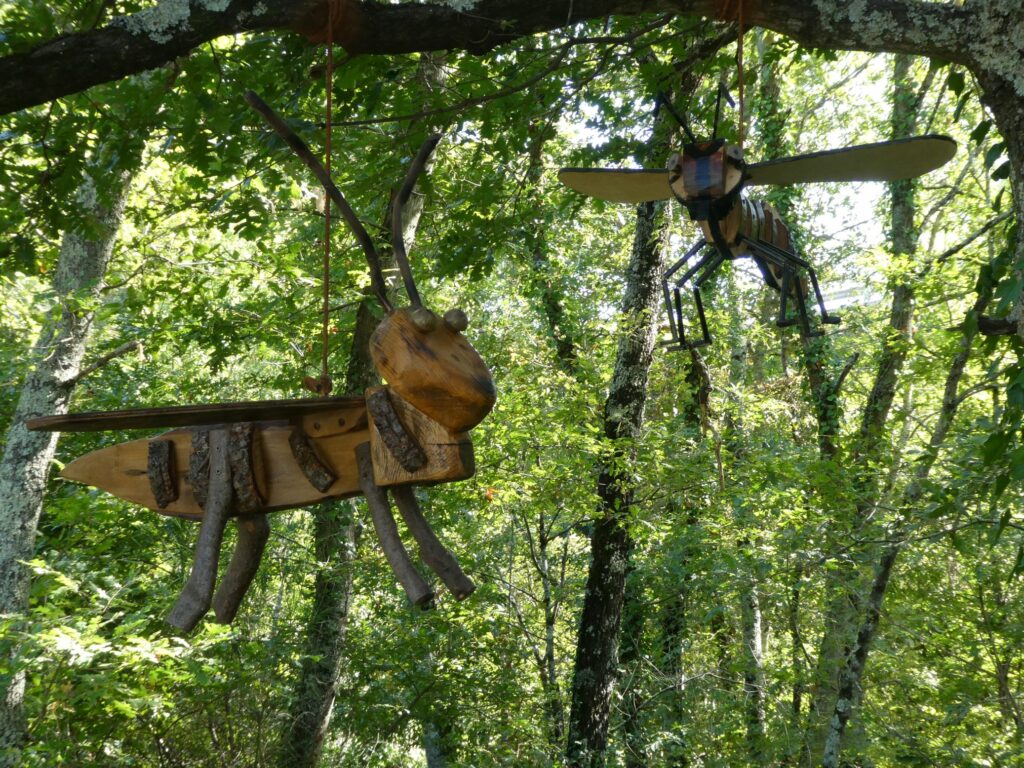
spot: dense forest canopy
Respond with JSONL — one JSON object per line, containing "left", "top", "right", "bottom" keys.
{"left": 1, "top": 1, "right": 1023, "bottom": 767}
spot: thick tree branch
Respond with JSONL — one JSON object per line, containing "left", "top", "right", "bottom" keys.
{"left": 0, "top": 0, "right": 989, "bottom": 117}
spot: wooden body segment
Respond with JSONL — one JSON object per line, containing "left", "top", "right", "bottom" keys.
{"left": 366, "top": 387, "right": 474, "bottom": 488}
{"left": 59, "top": 392, "right": 476, "bottom": 520}
{"left": 370, "top": 307, "right": 496, "bottom": 433}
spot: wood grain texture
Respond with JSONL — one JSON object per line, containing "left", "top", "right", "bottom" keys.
{"left": 370, "top": 307, "right": 496, "bottom": 433}
{"left": 212, "top": 513, "right": 271, "bottom": 624}
{"left": 368, "top": 388, "right": 475, "bottom": 489}
{"left": 166, "top": 430, "right": 233, "bottom": 632}
{"left": 356, "top": 443, "right": 434, "bottom": 607}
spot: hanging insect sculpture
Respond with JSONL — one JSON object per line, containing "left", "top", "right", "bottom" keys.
{"left": 559, "top": 91, "right": 956, "bottom": 348}
{"left": 28, "top": 92, "right": 496, "bottom": 631}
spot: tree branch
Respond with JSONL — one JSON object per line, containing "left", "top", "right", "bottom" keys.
{"left": 0, "top": 0, "right": 980, "bottom": 117}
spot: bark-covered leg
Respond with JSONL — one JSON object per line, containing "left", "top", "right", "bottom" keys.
{"left": 212, "top": 513, "right": 270, "bottom": 624}
{"left": 355, "top": 443, "right": 434, "bottom": 607}
{"left": 390, "top": 485, "right": 475, "bottom": 600}
{"left": 167, "top": 429, "right": 233, "bottom": 632}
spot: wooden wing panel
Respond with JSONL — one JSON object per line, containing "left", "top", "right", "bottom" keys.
{"left": 558, "top": 168, "right": 670, "bottom": 203}
{"left": 746, "top": 135, "right": 956, "bottom": 187}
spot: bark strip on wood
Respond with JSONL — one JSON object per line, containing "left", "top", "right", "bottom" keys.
{"left": 228, "top": 423, "right": 264, "bottom": 515}
{"left": 366, "top": 389, "right": 427, "bottom": 472}
{"left": 289, "top": 427, "right": 338, "bottom": 493}
{"left": 356, "top": 442, "right": 433, "bottom": 606}
{"left": 167, "top": 429, "right": 233, "bottom": 632}
{"left": 188, "top": 430, "right": 210, "bottom": 509}
{"left": 212, "top": 513, "right": 271, "bottom": 624}
{"left": 147, "top": 439, "right": 177, "bottom": 509}
{"left": 390, "top": 485, "right": 475, "bottom": 599}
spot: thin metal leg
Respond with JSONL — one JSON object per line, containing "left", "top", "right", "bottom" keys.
{"left": 661, "top": 238, "right": 713, "bottom": 350}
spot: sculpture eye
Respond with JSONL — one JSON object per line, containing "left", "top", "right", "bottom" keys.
{"left": 410, "top": 307, "right": 439, "bottom": 332}
{"left": 444, "top": 308, "right": 468, "bottom": 332}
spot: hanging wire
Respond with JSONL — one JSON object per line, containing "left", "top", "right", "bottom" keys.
{"left": 320, "top": 0, "right": 339, "bottom": 393}
{"left": 716, "top": 0, "right": 747, "bottom": 148}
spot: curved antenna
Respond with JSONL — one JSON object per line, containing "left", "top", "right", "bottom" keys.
{"left": 392, "top": 134, "right": 442, "bottom": 309}
{"left": 712, "top": 78, "right": 735, "bottom": 141}
{"left": 244, "top": 90, "right": 392, "bottom": 311}
{"left": 656, "top": 91, "right": 697, "bottom": 144}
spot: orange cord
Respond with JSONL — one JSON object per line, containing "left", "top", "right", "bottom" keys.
{"left": 320, "top": 0, "right": 337, "bottom": 393}
{"left": 737, "top": 0, "right": 745, "bottom": 149}
{"left": 717, "top": 0, "right": 747, "bottom": 149}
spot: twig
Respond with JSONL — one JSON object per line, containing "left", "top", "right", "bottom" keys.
{"left": 391, "top": 134, "right": 441, "bottom": 308}
{"left": 66, "top": 340, "right": 141, "bottom": 385}
{"left": 244, "top": 90, "right": 392, "bottom": 311}
{"left": 928, "top": 211, "right": 1013, "bottom": 271}
{"left": 835, "top": 352, "right": 860, "bottom": 396}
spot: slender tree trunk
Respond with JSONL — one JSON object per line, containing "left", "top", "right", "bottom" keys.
{"left": 278, "top": 505, "right": 359, "bottom": 766}
{"left": 620, "top": 567, "right": 646, "bottom": 768}
{"left": 821, "top": 265, "right": 993, "bottom": 766}
{"left": 279, "top": 56, "right": 443, "bottom": 763}
{"left": 565, "top": 193, "right": 667, "bottom": 767}
{"left": 525, "top": 118, "right": 578, "bottom": 374}
{"left": 0, "top": 124, "right": 150, "bottom": 766}
{"left": 805, "top": 55, "right": 928, "bottom": 759}
{"left": 722, "top": 273, "right": 767, "bottom": 764}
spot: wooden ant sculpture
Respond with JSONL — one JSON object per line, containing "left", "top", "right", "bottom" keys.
{"left": 29, "top": 92, "right": 495, "bottom": 631}
{"left": 559, "top": 94, "right": 956, "bottom": 347}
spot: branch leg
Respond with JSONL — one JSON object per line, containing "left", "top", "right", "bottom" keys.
{"left": 213, "top": 513, "right": 271, "bottom": 624}
{"left": 390, "top": 486, "right": 475, "bottom": 600}
{"left": 356, "top": 443, "right": 434, "bottom": 607}
{"left": 167, "top": 429, "right": 233, "bottom": 632}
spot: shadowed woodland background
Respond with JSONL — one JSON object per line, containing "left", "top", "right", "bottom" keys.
{"left": 1, "top": 1, "right": 1024, "bottom": 766}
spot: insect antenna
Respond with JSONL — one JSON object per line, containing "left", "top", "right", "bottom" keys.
{"left": 711, "top": 78, "right": 735, "bottom": 141}
{"left": 391, "top": 134, "right": 442, "bottom": 309}
{"left": 656, "top": 90, "right": 697, "bottom": 144}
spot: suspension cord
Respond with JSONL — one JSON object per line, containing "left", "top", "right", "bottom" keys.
{"left": 320, "top": 0, "right": 338, "bottom": 393}
{"left": 736, "top": 0, "right": 745, "bottom": 149}
{"left": 717, "top": 0, "right": 747, "bottom": 149}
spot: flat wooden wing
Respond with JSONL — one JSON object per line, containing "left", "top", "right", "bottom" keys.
{"left": 558, "top": 168, "right": 670, "bottom": 203}
{"left": 746, "top": 135, "right": 956, "bottom": 187}
{"left": 26, "top": 396, "right": 367, "bottom": 432}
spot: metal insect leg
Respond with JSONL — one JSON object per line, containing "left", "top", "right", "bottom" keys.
{"left": 661, "top": 238, "right": 709, "bottom": 349}
{"left": 744, "top": 238, "right": 840, "bottom": 335}
{"left": 746, "top": 238, "right": 840, "bottom": 327}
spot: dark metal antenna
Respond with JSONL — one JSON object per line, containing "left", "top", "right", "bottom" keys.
{"left": 712, "top": 78, "right": 735, "bottom": 141}
{"left": 656, "top": 91, "right": 697, "bottom": 144}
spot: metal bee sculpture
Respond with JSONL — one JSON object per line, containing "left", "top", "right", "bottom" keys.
{"left": 28, "top": 92, "right": 496, "bottom": 631}
{"left": 559, "top": 93, "right": 956, "bottom": 348}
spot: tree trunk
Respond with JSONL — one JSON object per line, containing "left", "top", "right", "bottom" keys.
{"left": 278, "top": 503, "right": 359, "bottom": 766}
{"left": 723, "top": 272, "right": 767, "bottom": 764}
{"left": 821, "top": 265, "right": 993, "bottom": 766}
{"left": 0, "top": 128, "right": 148, "bottom": 765}
{"left": 278, "top": 56, "right": 443, "bottom": 764}
{"left": 565, "top": 194, "right": 667, "bottom": 767}
{"left": 525, "top": 117, "right": 578, "bottom": 374}
{"left": 805, "top": 54, "right": 926, "bottom": 758}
